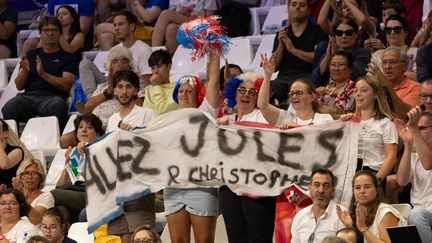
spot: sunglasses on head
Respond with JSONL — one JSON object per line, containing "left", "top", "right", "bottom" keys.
{"left": 335, "top": 29, "right": 355, "bottom": 37}
{"left": 384, "top": 26, "right": 403, "bottom": 34}
{"left": 237, "top": 87, "right": 257, "bottom": 96}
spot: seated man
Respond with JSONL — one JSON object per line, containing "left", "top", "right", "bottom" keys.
{"left": 143, "top": 49, "right": 179, "bottom": 115}
{"left": 2, "top": 16, "right": 78, "bottom": 130}
{"left": 416, "top": 42, "right": 432, "bottom": 82}
{"left": 396, "top": 108, "right": 432, "bottom": 243}
{"left": 291, "top": 168, "right": 345, "bottom": 243}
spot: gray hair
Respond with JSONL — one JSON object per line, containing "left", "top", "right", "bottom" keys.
{"left": 105, "top": 45, "right": 135, "bottom": 73}
{"left": 382, "top": 46, "right": 409, "bottom": 65}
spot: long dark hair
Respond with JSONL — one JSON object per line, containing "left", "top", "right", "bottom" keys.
{"left": 57, "top": 5, "right": 81, "bottom": 41}
{"left": 349, "top": 171, "right": 383, "bottom": 228}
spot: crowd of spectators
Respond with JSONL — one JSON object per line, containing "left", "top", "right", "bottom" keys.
{"left": 0, "top": 0, "right": 432, "bottom": 242}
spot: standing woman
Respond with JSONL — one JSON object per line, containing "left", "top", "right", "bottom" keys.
{"left": 164, "top": 53, "right": 220, "bottom": 243}
{"left": 0, "top": 119, "right": 24, "bottom": 189}
{"left": 337, "top": 171, "right": 406, "bottom": 242}
{"left": 217, "top": 70, "right": 275, "bottom": 242}
{"left": 340, "top": 76, "right": 397, "bottom": 189}
{"left": 258, "top": 55, "right": 333, "bottom": 129}
{"left": 56, "top": 5, "right": 84, "bottom": 60}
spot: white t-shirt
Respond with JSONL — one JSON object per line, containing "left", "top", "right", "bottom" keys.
{"left": 106, "top": 105, "right": 154, "bottom": 133}
{"left": 291, "top": 201, "right": 345, "bottom": 243}
{"left": 277, "top": 110, "right": 334, "bottom": 126}
{"left": 228, "top": 108, "right": 268, "bottom": 123}
{"left": 199, "top": 98, "right": 218, "bottom": 119}
{"left": 30, "top": 192, "right": 54, "bottom": 209}
{"left": 357, "top": 117, "right": 398, "bottom": 171}
{"left": 409, "top": 153, "right": 432, "bottom": 211}
{"left": 368, "top": 203, "right": 407, "bottom": 243}
{"left": 116, "top": 40, "right": 152, "bottom": 75}
{"left": 4, "top": 217, "right": 41, "bottom": 243}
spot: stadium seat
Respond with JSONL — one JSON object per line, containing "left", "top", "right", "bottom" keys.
{"left": 254, "top": 66, "right": 279, "bottom": 80}
{"left": 43, "top": 148, "right": 66, "bottom": 192}
{"left": 20, "top": 116, "right": 60, "bottom": 157}
{"left": 224, "top": 38, "right": 253, "bottom": 71}
{"left": 63, "top": 114, "right": 78, "bottom": 135}
{"left": 4, "top": 119, "right": 18, "bottom": 135}
{"left": 0, "top": 59, "right": 8, "bottom": 90}
{"left": 31, "top": 150, "right": 47, "bottom": 175}
{"left": 246, "top": 34, "right": 276, "bottom": 72}
{"left": 261, "top": 5, "right": 287, "bottom": 34}
{"left": 93, "top": 51, "right": 110, "bottom": 75}
{"left": 68, "top": 222, "right": 94, "bottom": 243}
{"left": 171, "top": 45, "right": 207, "bottom": 78}
{"left": 249, "top": 8, "right": 261, "bottom": 36}
{"left": 17, "top": 30, "right": 32, "bottom": 57}
{"left": 0, "top": 62, "right": 23, "bottom": 116}
{"left": 391, "top": 203, "right": 412, "bottom": 220}
{"left": 151, "top": 46, "right": 167, "bottom": 51}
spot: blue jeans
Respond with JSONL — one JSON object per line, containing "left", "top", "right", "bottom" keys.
{"left": 408, "top": 207, "right": 432, "bottom": 243}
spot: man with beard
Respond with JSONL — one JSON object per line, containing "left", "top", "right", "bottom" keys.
{"left": 291, "top": 168, "right": 345, "bottom": 243}
{"left": 396, "top": 108, "right": 432, "bottom": 243}
{"left": 106, "top": 70, "right": 154, "bottom": 243}
{"left": 271, "top": 0, "right": 327, "bottom": 104}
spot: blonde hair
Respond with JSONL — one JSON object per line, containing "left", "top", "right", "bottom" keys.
{"left": 16, "top": 158, "right": 46, "bottom": 190}
{"left": 291, "top": 78, "right": 322, "bottom": 113}
{"left": 0, "top": 119, "right": 37, "bottom": 163}
{"left": 354, "top": 76, "right": 395, "bottom": 120}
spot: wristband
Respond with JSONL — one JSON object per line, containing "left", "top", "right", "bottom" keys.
{"left": 103, "top": 89, "right": 113, "bottom": 99}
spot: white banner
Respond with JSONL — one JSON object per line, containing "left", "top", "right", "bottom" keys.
{"left": 85, "top": 109, "right": 360, "bottom": 232}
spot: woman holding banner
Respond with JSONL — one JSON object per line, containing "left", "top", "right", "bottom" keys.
{"left": 257, "top": 55, "right": 333, "bottom": 129}
{"left": 340, "top": 76, "right": 398, "bottom": 192}
{"left": 216, "top": 67, "right": 274, "bottom": 241}
{"left": 164, "top": 52, "right": 220, "bottom": 243}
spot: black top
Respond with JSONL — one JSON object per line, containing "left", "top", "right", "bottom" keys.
{"left": 272, "top": 21, "right": 328, "bottom": 79}
{"left": 62, "top": 236, "right": 78, "bottom": 243}
{"left": 0, "top": 144, "right": 24, "bottom": 188}
{"left": 0, "top": 8, "right": 18, "bottom": 57}
{"left": 25, "top": 47, "right": 78, "bottom": 99}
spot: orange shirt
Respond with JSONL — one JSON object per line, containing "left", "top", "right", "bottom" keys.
{"left": 394, "top": 77, "right": 421, "bottom": 107}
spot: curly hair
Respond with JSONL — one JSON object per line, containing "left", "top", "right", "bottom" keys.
{"left": 224, "top": 72, "right": 264, "bottom": 108}
{"left": 172, "top": 75, "right": 206, "bottom": 107}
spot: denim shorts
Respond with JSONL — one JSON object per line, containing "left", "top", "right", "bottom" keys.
{"left": 164, "top": 187, "right": 219, "bottom": 216}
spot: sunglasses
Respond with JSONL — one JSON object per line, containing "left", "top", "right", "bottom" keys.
{"left": 335, "top": 29, "right": 355, "bottom": 37}
{"left": 237, "top": 87, "right": 257, "bottom": 96}
{"left": 384, "top": 26, "right": 403, "bottom": 34}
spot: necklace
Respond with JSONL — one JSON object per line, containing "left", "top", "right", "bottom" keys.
{"left": 295, "top": 112, "right": 316, "bottom": 125}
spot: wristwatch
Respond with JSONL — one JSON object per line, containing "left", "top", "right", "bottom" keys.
{"left": 103, "top": 89, "right": 113, "bottom": 99}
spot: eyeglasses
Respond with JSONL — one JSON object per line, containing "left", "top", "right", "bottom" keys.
{"left": 237, "top": 87, "right": 258, "bottom": 96}
{"left": 419, "top": 125, "right": 432, "bottom": 131}
{"left": 41, "top": 28, "right": 59, "bottom": 33}
{"left": 133, "top": 239, "right": 154, "bottom": 243}
{"left": 0, "top": 201, "right": 18, "bottom": 207}
{"left": 335, "top": 29, "right": 355, "bottom": 37}
{"left": 384, "top": 26, "right": 403, "bottom": 34}
{"left": 330, "top": 63, "right": 348, "bottom": 69}
{"left": 22, "top": 171, "right": 40, "bottom": 178}
{"left": 40, "top": 224, "right": 59, "bottom": 232}
{"left": 420, "top": 93, "right": 432, "bottom": 100}
{"left": 382, "top": 60, "right": 401, "bottom": 66}
{"left": 288, "top": 90, "right": 305, "bottom": 97}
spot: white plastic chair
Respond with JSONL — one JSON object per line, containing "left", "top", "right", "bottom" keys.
{"left": 224, "top": 38, "right": 253, "bottom": 71}
{"left": 171, "top": 45, "right": 207, "bottom": 76}
{"left": 93, "top": 51, "right": 110, "bottom": 75}
{"left": 63, "top": 114, "right": 78, "bottom": 135}
{"left": 261, "top": 5, "right": 287, "bottom": 34}
{"left": 4, "top": 119, "right": 18, "bottom": 135}
{"left": 30, "top": 150, "right": 47, "bottom": 175}
{"left": 151, "top": 46, "right": 167, "bottom": 51}
{"left": 68, "top": 222, "right": 94, "bottom": 243}
{"left": 254, "top": 66, "right": 279, "bottom": 80}
{"left": 249, "top": 8, "right": 261, "bottom": 36}
{"left": 391, "top": 203, "right": 413, "bottom": 219}
{"left": 20, "top": 116, "right": 60, "bottom": 157}
{"left": 42, "top": 149, "right": 66, "bottom": 192}
{"left": 0, "top": 59, "right": 8, "bottom": 89}
{"left": 0, "top": 61, "right": 23, "bottom": 117}
{"left": 246, "top": 34, "right": 276, "bottom": 72}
